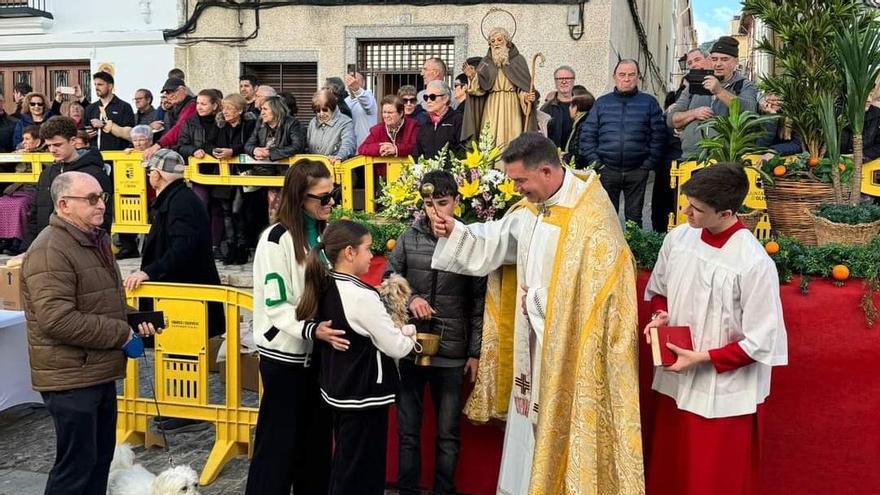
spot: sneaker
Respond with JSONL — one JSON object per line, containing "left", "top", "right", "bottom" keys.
{"left": 150, "top": 417, "right": 210, "bottom": 433}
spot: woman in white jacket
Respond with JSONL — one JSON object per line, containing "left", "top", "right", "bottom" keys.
{"left": 245, "top": 160, "right": 347, "bottom": 495}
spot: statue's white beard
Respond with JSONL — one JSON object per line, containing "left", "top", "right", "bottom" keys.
{"left": 491, "top": 45, "right": 509, "bottom": 67}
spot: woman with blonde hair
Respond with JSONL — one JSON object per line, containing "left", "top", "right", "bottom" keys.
{"left": 12, "top": 92, "right": 52, "bottom": 149}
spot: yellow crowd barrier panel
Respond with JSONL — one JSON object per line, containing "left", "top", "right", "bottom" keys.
{"left": 336, "top": 155, "right": 413, "bottom": 213}
{"left": 103, "top": 151, "right": 151, "bottom": 235}
{"left": 117, "top": 282, "right": 257, "bottom": 486}
{"left": 0, "top": 152, "right": 52, "bottom": 183}
{"left": 863, "top": 158, "right": 880, "bottom": 197}
{"left": 185, "top": 154, "right": 333, "bottom": 187}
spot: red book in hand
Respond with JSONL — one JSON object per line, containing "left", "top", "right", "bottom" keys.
{"left": 650, "top": 326, "right": 693, "bottom": 367}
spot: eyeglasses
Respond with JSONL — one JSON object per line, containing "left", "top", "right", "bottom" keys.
{"left": 422, "top": 93, "right": 446, "bottom": 102}
{"left": 402, "top": 97, "right": 417, "bottom": 104}
{"left": 306, "top": 187, "right": 340, "bottom": 206}
{"left": 62, "top": 192, "right": 109, "bottom": 205}
{"left": 554, "top": 77, "right": 575, "bottom": 82}
{"left": 313, "top": 107, "right": 331, "bottom": 113}
{"left": 29, "top": 101, "right": 44, "bottom": 107}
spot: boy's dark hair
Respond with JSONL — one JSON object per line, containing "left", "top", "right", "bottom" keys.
{"left": 571, "top": 85, "right": 595, "bottom": 113}
{"left": 420, "top": 170, "right": 459, "bottom": 199}
{"left": 39, "top": 116, "right": 78, "bottom": 141}
{"left": 454, "top": 73, "right": 468, "bottom": 87}
{"left": 239, "top": 74, "right": 259, "bottom": 86}
{"left": 501, "top": 132, "right": 561, "bottom": 170}
{"left": 168, "top": 68, "right": 186, "bottom": 81}
{"left": 21, "top": 124, "right": 41, "bottom": 140}
{"left": 681, "top": 162, "right": 749, "bottom": 213}
{"left": 93, "top": 71, "right": 114, "bottom": 85}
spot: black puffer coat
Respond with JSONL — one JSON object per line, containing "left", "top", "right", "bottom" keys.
{"left": 383, "top": 216, "right": 485, "bottom": 366}
{"left": 243, "top": 116, "right": 307, "bottom": 175}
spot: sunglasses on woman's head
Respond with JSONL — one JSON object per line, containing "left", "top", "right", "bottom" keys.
{"left": 307, "top": 187, "right": 340, "bottom": 206}
{"left": 422, "top": 93, "right": 446, "bottom": 102}
{"left": 402, "top": 97, "right": 417, "bottom": 104}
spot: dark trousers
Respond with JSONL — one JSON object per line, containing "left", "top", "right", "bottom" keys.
{"left": 396, "top": 361, "right": 464, "bottom": 495}
{"left": 651, "top": 161, "right": 676, "bottom": 233}
{"left": 40, "top": 381, "right": 117, "bottom": 495}
{"left": 330, "top": 406, "right": 389, "bottom": 495}
{"left": 599, "top": 166, "right": 650, "bottom": 227}
{"left": 245, "top": 357, "right": 332, "bottom": 495}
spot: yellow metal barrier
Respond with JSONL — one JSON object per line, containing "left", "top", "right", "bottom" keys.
{"left": 185, "top": 154, "right": 333, "bottom": 187}
{"left": 336, "top": 155, "right": 413, "bottom": 213}
{"left": 863, "top": 158, "right": 880, "bottom": 197}
{"left": 0, "top": 152, "right": 52, "bottom": 183}
{"left": 103, "top": 151, "right": 151, "bottom": 235}
{"left": 117, "top": 282, "right": 257, "bottom": 486}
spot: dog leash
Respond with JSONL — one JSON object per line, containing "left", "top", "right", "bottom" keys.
{"left": 140, "top": 347, "right": 176, "bottom": 468}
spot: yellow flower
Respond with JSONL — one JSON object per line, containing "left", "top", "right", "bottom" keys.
{"left": 464, "top": 146, "right": 482, "bottom": 169}
{"left": 498, "top": 179, "right": 516, "bottom": 201}
{"left": 453, "top": 204, "right": 463, "bottom": 218}
{"left": 386, "top": 182, "right": 409, "bottom": 203}
{"left": 459, "top": 178, "right": 480, "bottom": 199}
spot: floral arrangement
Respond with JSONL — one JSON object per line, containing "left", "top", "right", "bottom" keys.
{"left": 376, "top": 124, "right": 520, "bottom": 224}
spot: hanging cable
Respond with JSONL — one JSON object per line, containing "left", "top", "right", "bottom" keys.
{"left": 625, "top": 0, "right": 665, "bottom": 92}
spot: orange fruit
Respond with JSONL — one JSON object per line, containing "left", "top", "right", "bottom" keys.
{"left": 772, "top": 165, "right": 786, "bottom": 177}
{"left": 831, "top": 264, "right": 849, "bottom": 281}
{"left": 764, "top": 241, "right": 780, "bottom": 255}
{"left": 838, "top": 163, "right": 846, "bottom": 172}
{"left": 807, "top": 156, "right": 819, "bottom": 167}
{"left": 386, "top": 239, "right": 396, "bottom": 251}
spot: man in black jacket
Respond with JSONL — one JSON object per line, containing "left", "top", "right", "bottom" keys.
{"left": 384, "top": 170, "right": 485, "bottom": 495}
{"left": 25, "top": 117, "right": 113, "bottom": 249}
{"left": 541, "top": 65, "right": 577, "bottom": 149}
{"left": 84, "top": 71, "right": 136, "bottom": 152}
{"left": 0, "top": 93, "right": 17, "bottom": 153}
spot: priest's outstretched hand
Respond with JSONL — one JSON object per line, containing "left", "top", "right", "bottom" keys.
{"left": 428, "top": 207, "right": 455, "bottom": 238}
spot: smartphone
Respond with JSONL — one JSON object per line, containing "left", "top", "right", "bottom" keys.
{"left": 127, "top": 311, "right": 166, "bottom": 330}
{"left": 347, "top": 63, "right": 356, "bottom": 75}
{"left": 57, "top": 86, "right": 75, "bottom": 95}
{"left": 686, "top": 69, "right": 715, "bottom": 96}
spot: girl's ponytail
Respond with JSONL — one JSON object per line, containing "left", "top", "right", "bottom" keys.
{"left": 295, "top": 241, "right": 329, "bottom": 321}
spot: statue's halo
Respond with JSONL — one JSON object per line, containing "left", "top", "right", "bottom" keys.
{"left": 481, "top": 8, "right": 517, "bottom": 42}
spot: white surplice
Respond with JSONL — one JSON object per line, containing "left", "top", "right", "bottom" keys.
{"left": 432, "top": 169, "right": 589, "bottom": 494}
{"left": 644, "top": 224, "right": 789, "bottom": 418}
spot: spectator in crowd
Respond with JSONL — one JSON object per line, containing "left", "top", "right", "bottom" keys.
{"left": 296, "top": 219, "right": 415, "bottom": 495}
{"left": 306, "top": 89, "right": 356, "bottom": 165}
{"left": 60, "top": 101, "right": 85, "bottom": 128}
{"left": 84, "top": 71, "right": 136, "bottom": 151}
{"left": 155, "top": 92, "right": 173, "bottom": 123}
{"left": 652, "top": 90, "right": 685, "bottom": 234}
{"left": 323, "top": 77, "right": 353, "bottom": 119}
{"left": 0, "top": 93, "right": 16, "bottom": 152}
{"left": 0, "top": 126, "right": 41, "bottom": 254}
{"left": 246, "top": 94, "right": 308, "bottom": 169}
{"left": 384, "top": 169, "right": 484, "bottom": 495}
{"left": 344, "top": 71, "right": 378, "bottom": 146}
{"left": 25, "top": 117, "right": 113, "bottom": 249}
{"left": 420, "top": 57, "right": 456, "bottom": 110}
{"left": 50, "top": 85, "right": 88, "bottom": 117}
{"left": 756, "top": 94, "right": 802, "bottom": 159}
{"left": 413, "top": 81, "right": 463, "bottom": 161}
{"left": 168, "top": 68, "right": 186, "bottom": 81}
{"left": 13, "top": 92, "right": 53, "bottom": 149}
{"left": 127, "top": 125, "right": 153, "bottom": 153}
{"left": 562, "top": 85, "right": 594, "bottom": 165}
{"left": 279, "top": 91, "right": 299, "bottom": 117}
{"left": 399, "top": 85, "right": 426, "bottom": 126}
{"left": 133, "top": 88, "right": 157, "bottom": 126}
{"left": 453, "top": 74, "right": 469, "bottom": 111}
{"left": 542, "top": 65, "right": 577, "bottom": 149}
{"left": 239, "top": 74, "right": 260, "bottom": 116}
{"left": 143, "top": 78, "right": 197, "bottom": 158}
{"left": 21, "top": 170, "right": 157, "bottom": 495}
{"left": 253, "top": 85, "right": 277, "bottom": 112}
{"left": 668, "top": 36, "right": 758, "bottom": 157}
{"left": 842, "top": 97, "right": 880, "bottom": 163}
{"left": 214, "top": 93, "right": 258, "bottom": 265}
{"left": 577, "top": 59, "right": 666, "bottom": 226}
{"left": 11, "top": 82, "right": 33, "bottom": 119}
{"left": 245, "top": 161, "right": 338, "bottom": 495}
{"left": 685, "top": 47, "right": 712, "bottom": 71}
{"left": 358, "top": 95, "right": 418, "bottom": 158}
{"left": 73, "top": 130, "right": 91, "bottom": 150}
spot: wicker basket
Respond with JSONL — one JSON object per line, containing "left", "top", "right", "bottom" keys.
{"left": 737, "top": 209, "right": 763, "bottom": 233}
{"left": 764, "top": 178, "right": 839, "bottom": 246}
{"left": 805, "top": 208, "right": 880, "bottom": 246}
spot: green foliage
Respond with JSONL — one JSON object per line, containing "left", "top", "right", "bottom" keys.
{"left": 815, "top": 204, "right": 880, "bottom": 225}
{"left": 765, "top": 235, "right": 880, "bottom": 284}
{"left": 817, "top": 92, "right": 846, "bottom": 202}
{"left": 329, "top": 208, "right": 409, "bottom": 254}
{"left": 758, "top": 152, "right": 854, "bottom": 185}
{"left": 693, "top": 97, "right": 775, "bottom": 167}
{"left": 624, "top": 221, "right": 665, "bottom": 270}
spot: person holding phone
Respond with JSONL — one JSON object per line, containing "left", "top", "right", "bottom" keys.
{"left": 342, "top": 70, "right": 377, "bottom": 147}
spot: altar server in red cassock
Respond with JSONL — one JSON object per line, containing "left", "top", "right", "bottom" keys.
{"left": 643, "top": 162, "right": 788, "bottom": 495}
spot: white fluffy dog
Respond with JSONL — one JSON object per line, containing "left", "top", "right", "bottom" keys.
{"left": 107, "top": 444, "right": 200, "bottom": 495}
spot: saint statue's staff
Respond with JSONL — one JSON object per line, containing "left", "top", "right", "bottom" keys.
{"left": 523, "top": 52, "right": 545, "bottom": 130}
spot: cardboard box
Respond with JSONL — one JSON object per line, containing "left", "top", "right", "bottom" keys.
{"left": 207, "top": 336, "right": 222, "bottom": 373}
{"left": 218, "top": 352, "right": 260, "bottom": 392}
{"left": 0, "top": 266, "right": 22, "bottom": 311}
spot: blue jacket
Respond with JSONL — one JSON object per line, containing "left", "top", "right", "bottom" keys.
{"left": 576, "top": 89, "right": 666, "bottom": 170}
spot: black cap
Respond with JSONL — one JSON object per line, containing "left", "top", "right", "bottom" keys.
{"left": 710, "top": 36, "right": 739, "bottom": 58}
{"left": 160, "top": 77, "right": 185, "bottom": 93}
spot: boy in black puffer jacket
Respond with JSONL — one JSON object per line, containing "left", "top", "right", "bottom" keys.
{"left": 383, "top": 170, "right": 486, "bottom": 495}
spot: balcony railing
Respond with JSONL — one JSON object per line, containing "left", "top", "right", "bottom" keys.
{"left": 0, "top": 0, "right": 52, "bottom": 19}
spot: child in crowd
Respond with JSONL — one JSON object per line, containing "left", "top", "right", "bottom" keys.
{"left": 296, "top": 220, "right": 415, "bottom": 495}
{"left": 0, "top": 125, "right": 41, "bottom": 254}
{"left": 643, "top": 162, "right": 788, "bottom": 495}
{"left": 383, "top": 170, "right": 485, "bottom": 495}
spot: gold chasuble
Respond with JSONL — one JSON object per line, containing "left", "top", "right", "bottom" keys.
{"left": 459, "top": 173, "right": 644, "bottom": 494}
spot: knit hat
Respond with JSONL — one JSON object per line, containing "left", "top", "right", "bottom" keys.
{"left": 142, "top": 148, "right": 185, "bottom": 174}
{"left": 710, "top": 36, "right": 739, "bottom": 58}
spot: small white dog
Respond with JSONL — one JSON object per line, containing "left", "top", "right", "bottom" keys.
{"left": 107, "top": 444, "right": 200, "bottom": 495}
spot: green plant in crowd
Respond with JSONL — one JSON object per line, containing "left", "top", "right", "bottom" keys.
{"left": 815, "top": 204, "right": 880, "bottom": 225}
{"left": 833, "top": 10, "right": 880, "bottom": 205}
{"left": 817, "top": 92, "right": 846, "bottom": 203}
{"left": 329, "top": 208, "right": 408, "bottom": 254}
{"left": 624, "top": 221, "right": 665, "bottom": 270}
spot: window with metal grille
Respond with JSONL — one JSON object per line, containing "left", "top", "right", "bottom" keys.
{"left": 356, "top": 38, "right": 455, "bottom": 99}
{"left": 240, "top": 62, "right": 318, "bottom": 124}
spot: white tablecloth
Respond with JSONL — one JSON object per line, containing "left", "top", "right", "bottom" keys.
{"left": 0, "top": 310, "right": 42, "bottom": 411}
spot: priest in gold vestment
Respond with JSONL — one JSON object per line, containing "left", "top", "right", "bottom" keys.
{"left": 429, "top": 133, "right": 644, "bottom": 494}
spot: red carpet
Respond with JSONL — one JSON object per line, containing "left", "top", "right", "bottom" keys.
{"left": 369, "top": 257, "right": 880, "bottom": 494}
